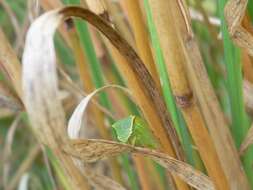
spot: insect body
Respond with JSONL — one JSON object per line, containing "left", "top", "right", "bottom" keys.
{"left": 112, "top": 115, "right": 157, "bottom": 148}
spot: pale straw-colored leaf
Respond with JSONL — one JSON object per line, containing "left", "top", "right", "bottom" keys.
{"left": 22, "top": 9, "right": 66, "bottom": 146}
{"left": 23, "top": 8, "right": 94, "bottom": 189}
{"left": 86, "top": 0, "right": 107, "bottom": 16}
{"left": 134, "top": 147, "right": 215, "bottom": 190}
{"left": 66, "top": 83, "right": 130, "bottom": 190}
{"left": 66, "top": 85, "right": 129, "bottom": 190}
{"left": 68, "top": 85, "right": 130, "bottom": 139}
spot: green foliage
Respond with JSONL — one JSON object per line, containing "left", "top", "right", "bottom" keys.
{"left": 218, "top": 0, "right": 253, "bottom": 187}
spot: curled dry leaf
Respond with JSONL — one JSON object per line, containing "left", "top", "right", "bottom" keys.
{"left": 66, "top": 84, "right": 130, "bottom": 190}
{"left": 67, "top": 139, "right": 215, "bottom": 190}
{"left": 22, "top": 9, "right": 67, "bottom": 147}
{"left": 68, "top": 84, "right": 131, "bottom": 139}
{"left": 135, "top": 147, "right": 215, "bottom": 190}
{"left": 65, "top": 139, "right": 133, "bottom": 162}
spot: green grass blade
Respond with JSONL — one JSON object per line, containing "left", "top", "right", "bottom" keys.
{"left": 247, "top": 1, "right": 253, "bottom": 20}
{"left": 55, "top": 34, "right": 75, "bottom": 66}
{"left": 120, "top": 154, "right": 140, "bottom": 190}
{"left": 63, "top": 0, "right": 110, "bottom": 109}
{"left": 46, "top": 148, "right": 71, "bottom": 190}
{"left": 218, "top": 0, "right": 253, "bottom": 187}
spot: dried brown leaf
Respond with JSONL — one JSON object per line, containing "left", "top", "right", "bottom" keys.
{"left": 65, "top": 139, "right": 133, "bottom": 162}
{"left": 66, "top": 139, "right": 215, "bottom": 190}
{"left": 135, "top": 148, "right": 214, "bottom": 190}
{"left": 0, "top": 28, "right": 22, "bottom": 99}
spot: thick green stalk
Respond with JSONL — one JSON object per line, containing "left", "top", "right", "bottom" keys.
{"left": 218, "top": 0, "right": 253, "bottom": 187}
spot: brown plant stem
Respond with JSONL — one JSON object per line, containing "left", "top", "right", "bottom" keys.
{"left": 167, "top": 0, "right": 250, "bottom": 189}
{"left": 123, "top": 0, "right": 160, "bottom": 87}
{"left": 0, "top": 28, "right": 22, "bottom": 99}
{"left": 147, "top": 0, "right": 230, "bottom": 189}
{"left": 104, "top": 0, "right": 135, "bottom": 47}
{"left": 104, "top": 43, "right": 188, "bottom": 189}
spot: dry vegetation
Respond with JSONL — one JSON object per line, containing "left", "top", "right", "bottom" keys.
{"left": 1, "top": 0, "right": 253, "bottom": 190}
